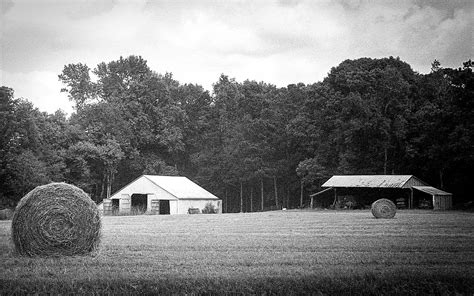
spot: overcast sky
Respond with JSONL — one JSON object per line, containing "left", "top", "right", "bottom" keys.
{"left": 1, "top": 0, "right": 472, "bottom": 115}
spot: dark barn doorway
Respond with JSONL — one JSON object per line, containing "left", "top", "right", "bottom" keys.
{"left": 412, "top": 190, "right": 433, "bottom": 209}
{"left": 131, "top": 194, "right": 147, "bottom": 214}
{"left": 311, "top": 187, "right": 411, "bottom": 209}
{"left": 159, "top": 200, "right": 170, "bottom": 214}
{"left": 112, "top": 199, "right": 119, "bottom": 214}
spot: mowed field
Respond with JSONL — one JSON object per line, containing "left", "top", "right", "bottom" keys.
{"left": 1, "top": 210, "right": 474, "bottom": 295}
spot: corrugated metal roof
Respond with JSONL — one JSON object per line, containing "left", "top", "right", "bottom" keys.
{"left": 412, "top": 186, "right": 452, "bottom": 196}
{"left": 144, "top": 175, "right": 220, "bottom": 200}
{"left": 322, "top": 175, "right": 425, "bottom": 188}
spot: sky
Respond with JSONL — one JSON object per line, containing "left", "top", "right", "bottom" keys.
{"left": 1, "top": 0, "right": 472, "bottom": 115}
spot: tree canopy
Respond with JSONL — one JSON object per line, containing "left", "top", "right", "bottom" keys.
{"left": 1, "top": 56, "right": 472, "bottom": 211}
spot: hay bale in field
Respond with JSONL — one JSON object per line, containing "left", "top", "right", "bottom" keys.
{"left": 11, "top": 182, "right": 101, "bottom": 256}
{"left": 371, "top": 198, "right": 397, "bottom": 219}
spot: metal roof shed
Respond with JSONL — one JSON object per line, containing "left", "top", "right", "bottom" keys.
{"left": 412, "top": 186, "right": 453, "bottom": 210}
{"left": 310, "top": 175, "right": 452, "bottom": 210}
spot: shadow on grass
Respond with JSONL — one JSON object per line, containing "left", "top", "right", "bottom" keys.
{"left": 1, "top": 274, "right": 472, "bottom": 295}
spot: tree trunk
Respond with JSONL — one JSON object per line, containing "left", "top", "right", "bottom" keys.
{"left": 261, "top": 178, "right": 264, "bottom": 211}
{"left": 100, "top": 174, "right": 106, "bottom": 200}
{"left": 286, "top": 186, "right": 290, "bottom": 209}
{"left": 240, "top": 180, "right": 243, "bottom": 213}
{"left": 225, "top": 187, "right": 228, "bottom": 213}
{"left": 273, "top": 176, "right": 278, "bottom": 208}
{"left": 439, "top": 169, "right": 444, "bottom": 189}
{"left": 384, "top": 147, "right": 388, "bottom": 175}
{"left": 250, "top": 186, "right": 253, "bottom": 212}
{"left": 300, "top": 181, "right": 303, "bottom": 208}
{"left": 106, "top": 173, "right": 111, "bottom": 199}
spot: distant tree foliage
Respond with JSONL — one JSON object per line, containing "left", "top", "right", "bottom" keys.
{"left": 1, "top": 56, "right": 472, "bottom": 211}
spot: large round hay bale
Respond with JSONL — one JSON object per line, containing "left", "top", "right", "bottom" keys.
{"left": 371, "top": 198, "right": 397, "bottom": 219}
{"left": 11, "top": 182, "right": 101, "bottom": 256}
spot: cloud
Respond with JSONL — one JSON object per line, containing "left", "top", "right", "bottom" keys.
{"left": 1, "top": 70, "right": 74, "bottom": 114}
{"left": 0, "top": 0, "right": 472, "bottom": 114}
{"left": 1, "top": 0, "right": 14, "bottom": 14}
{"left": 65, "top": 0, "right": 117, "bottom": 20}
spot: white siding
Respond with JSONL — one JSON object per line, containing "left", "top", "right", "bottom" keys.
{"left": 170, "top": 200, "right": 178, "bottom": 215}
{"left": 110, "top": 176, "right": 177, "bottom": 200}
{"left": 119, "top": 194, "right": 131, "bottom": 213}
{"left": 146, "top": 194, "right": 154, "bottom": 213}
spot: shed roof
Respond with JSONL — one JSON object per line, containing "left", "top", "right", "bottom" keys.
{"left": 322, "top": 175, "right": 426, "bottom": 188}
{"left": 143, "top": 175, "right": 220, "bottom": 200}
{"left": 412, "top": 186, "right": 452, "bottom": 196}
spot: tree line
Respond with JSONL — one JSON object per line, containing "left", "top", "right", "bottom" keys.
{"left": 1, "top": 56, "right": 472, "bottom": 211}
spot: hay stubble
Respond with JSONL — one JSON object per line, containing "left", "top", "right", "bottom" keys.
{"left": 2, "top": 210, "right": 473, "bottom": 294}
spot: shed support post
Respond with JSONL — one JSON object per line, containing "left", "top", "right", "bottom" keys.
{"left": 409, "top": 188, "right": 413, "bottom": 209}
{"left": 332, "top": 188, "right": 337, "bottom": 207}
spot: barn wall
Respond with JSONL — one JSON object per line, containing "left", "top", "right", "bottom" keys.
{"left": 147, "top": 194, "right": 156, "bottom": 213}
{"left": 403, "top": 177, "right": 428, "bottom": 188}
{"left": 119, "top": 194, "right": 131, "bottom": 213}
{"left": 178, "top": 199, "right": 222, "bottom": 214}
{"left": 170, "top": 200, "right": 178, "bottom": 214}
{"left": 110, "top": 176, "right": 178, "bottom": 214}
{"left": 101, "top": 199, "right": 110, "bottom": 215}
{"left": 433, "top": 195, "right": 452, "bottom": 210}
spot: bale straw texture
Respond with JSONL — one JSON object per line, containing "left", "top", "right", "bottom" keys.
{"left": 371, "top": 198, "right": 397, "bottom": 219}
{"left": 11, "top": 183, "right": 101, "bottom": 256}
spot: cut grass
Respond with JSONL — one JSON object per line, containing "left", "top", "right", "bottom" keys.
{"left": 1, "top": 210, "right": 473, "bottom": 295}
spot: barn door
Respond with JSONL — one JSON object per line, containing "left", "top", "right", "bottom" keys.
{"left": 159, "top": 200, "right": 170, "bottom": 214}
{"left": 131, "top": 194, "right": 148, "bottom": 214}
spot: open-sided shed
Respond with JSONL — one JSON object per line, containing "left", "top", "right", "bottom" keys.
{"left": 310, "top": 175, "right": 452, "bottom": 210}
{"left": 103, "top": 175, "right": 221, "bottom": 215}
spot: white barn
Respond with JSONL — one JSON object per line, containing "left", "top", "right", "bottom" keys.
{"left": 104, "top": 175, "right": 221, "bottom": 215}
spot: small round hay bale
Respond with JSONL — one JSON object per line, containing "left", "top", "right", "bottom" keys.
{"left": 371, "top": 198, "right": 397, "bottom": 219}
{"left": 11, "top": 182, "right": 101, "bottom": 256}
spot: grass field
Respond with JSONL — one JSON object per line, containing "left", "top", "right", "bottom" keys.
{"left": 1, "top": 210, "right": 473, "bottom": 295}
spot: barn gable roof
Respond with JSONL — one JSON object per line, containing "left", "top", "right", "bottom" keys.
{"left": 109, "top": 175, "right": 220, "bottom": 200}
{"left": 321, "top": 175, "right": 427, "bottom": 188}
{"left": 143, "top": 175, "right": 219, "bottom": 200}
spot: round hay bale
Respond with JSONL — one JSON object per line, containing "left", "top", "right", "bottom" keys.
{"left": 11, "top": 182, "right": 101, "bottom": 256}
{"left": 371, "top": 198, "right": 397, "bottom": 219}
